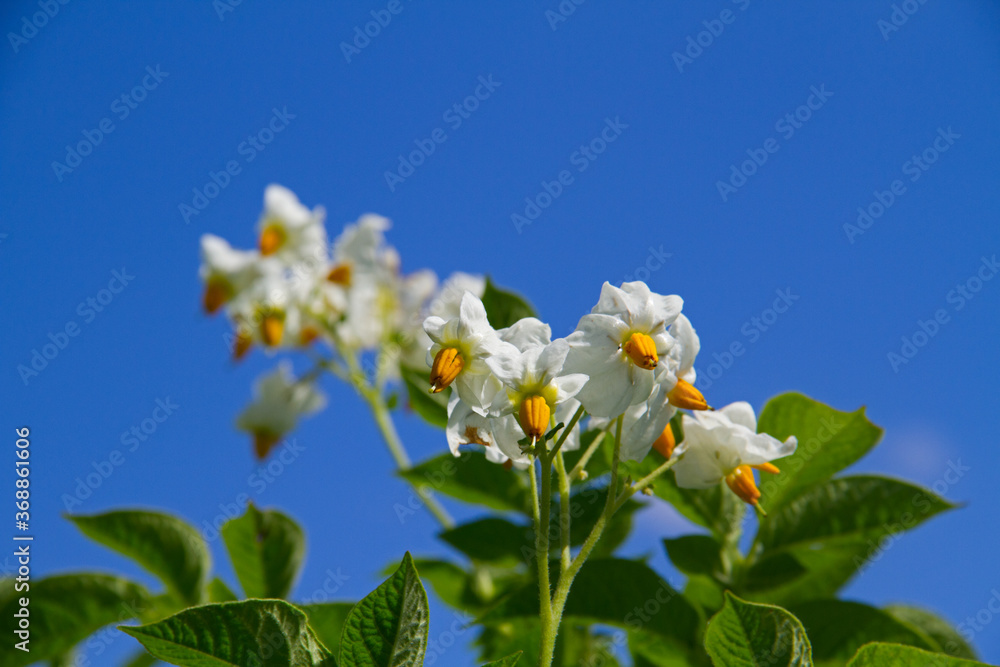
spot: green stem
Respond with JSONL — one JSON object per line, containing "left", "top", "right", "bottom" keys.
{"left": 613, "top": 454, "right": 680, "bottom": 511}
{"left": 540, "top": 416, "right": 623, "bottom": 667}
{"left": 554, "top": 450, "right": 572, "bottom": 573}
{"left": 531, "top": 450, "right": 555, "bottom": 667}
{"left": 567, "top": 425, "right": 608, "bottom": 480}
{"left": 365, "top": 390, "right": 455, "bottom": 528}
{"left": 550, "top": 404, "right": 586, "bottom": 457}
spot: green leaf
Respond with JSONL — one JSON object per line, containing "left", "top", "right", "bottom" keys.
{"left": 847, "top": 642, "right": 989, "bottom": 666}
{"left": 207, "top": 577, "right": 239, "bottom": 602}
{"left": 221, "top": 504, "right": 306, "bottom": 600}
{"left": 121, "top": 599, "right": 335, "bottom": 666}
{"left": 481, "top": 277, "right": 537, "bottom": 328}
{"left": 122, "top": 650, "right": 159, "bottom": 667}
{"left": 788, "top": 600, "right": 935, "bottom": 665}
{"left": 301, "top": 603, "right": 355, "bottom": 655}
{"left": 704, "top": 593, "right": 812, "bottom": 666}
{"left": 884, "top": 605, "right": 977, "bottom": 660}
{"left": 748, "top": 475, "right": 956, "bottom": 604}
{"left": 485, "top": 558, "right": 701, "bottom": 649}
{"left": 664, "top": 535, "right": 724, "bottom": 578}
{"left": 755, "top": 393, "right": 883, "bottom": 510}
{"left": 0, "top": 573, "right": 149, "bottom": 667}
{"left": 68, "top": 509, "right": 210, "bottom": 605}
{"left": 339, "top": 552, "right": 429, "bottom": 667}
{"left": 403, "top": 559, "right": 476, "bottom": 611}
{"left": 481, "top": 652, "right": 523, "bottom": 666}
{"left": 439, "top": 517, "right": 531, "bottom": 566}
{"left": 400, "top": 451, "right": 532, "bottom": 514}
{"left": 476, "top": 618, "right": 541, "bottom": 667}
{"left": 400, "top": 366, "right": 449, "bottom": 428}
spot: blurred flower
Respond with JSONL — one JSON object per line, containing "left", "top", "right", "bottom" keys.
{"left": 236, "top": 363, "right": 326, "bottom": 459}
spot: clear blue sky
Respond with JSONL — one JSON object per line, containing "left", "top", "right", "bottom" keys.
{"left": 2, "top": 1, "right": 999, "bottom": 664}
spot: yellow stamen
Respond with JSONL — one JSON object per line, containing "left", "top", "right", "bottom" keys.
{"left": 725, "top": 465, "right": 762, "bottom": 507}
{"left": 518, "top": 395, "right": 551, "bottom": 440}
{"left": 299, "top": 326, "right": 320, "bottom": 346}
{"left": 253, "top": 431, "right": 282, "bottom": 460}
{"left": 326, "top": 263, "right": 352, "bottom": 286}
{"left": 622, "top": 332, "right": 658, "bottom": 370}
{"left": 652, "top": 424, "right": 677, "bottom": 459}
{"left": 752, "top": 462, "right": 780, "bottom": 475}
{"left": 233, "top": 329, "right": 253, "bottom": 361}
{"left": 202, "top": 279, "right": 230, "bottom": 314}
{"left": 429, "top": 347, "right": 464, "bottom": 393}
{"left": 261, "top": 314, "right": 285, "bottom": 347}
{"left": 668, "top": 378, "right": 710, "bottom": 411}
{"left": 259, "top": 223, "right": 286, "bottom": 256}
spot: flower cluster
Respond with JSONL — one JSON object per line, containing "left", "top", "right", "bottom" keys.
{"left": 199, "top": 184, "right": 484, "bottom": 457}
{"left": 424, "top": 281, "right": 797, "bottom": 510}
{"left": 202, "top": 184, "right": 796, "bottom": 508}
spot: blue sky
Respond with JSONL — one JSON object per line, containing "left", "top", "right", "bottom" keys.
{"left": 2, "top": 1, "right": 999, "bottom": 664}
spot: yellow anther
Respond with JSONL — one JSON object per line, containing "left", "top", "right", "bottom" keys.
{"left": 518, "top": 395, "right": 551, "bottom": 440}
{"left": 253, "top": 431, "right": 282, "bottom": 460}
{"left": 430, "top": 347, "right": 464, "bottom": 393}
{"left": 261, "top": 314, "right": 285, "bottom": 347}
{"left": 202, "top": 278, "right": 230, "bottom": 314}
{"left": 725, "top": 465, "right": 762, "bottom": 508}
{"left": 233, "top": 329, "right": 253, "bottom": 361}
{"left": 752, "top": 462, "right": 781, "bottom": 475}
{"left": 652, "top": 424, "right": 677, "bottom": 459}
{"left": 299, "top": 326, "right": 320, "bottom": 346}
{"left": 668, "top": 378, "right": 710, "bottom": 411}
{"left": 622, "top": 332, "right": 658, "bottom": 370}
{"left": 326, "top": 263, "right": 352, "bottom": 286}
{"left": 259, "top": 223, "right": 286, "bottom": 256}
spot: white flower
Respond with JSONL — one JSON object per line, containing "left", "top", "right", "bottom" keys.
{"left": 428, "top": 272, "right": 486, "bottom": 321}
{"left": 256, "top": 185, "right": 327, "bottom": 265}
{"left": 486, "top": 339, "right": 588, "bottom": 449}
{"left": 497, "top": 317, "right": 552, "bottom": 351}
{"left": 565, "top": 282, "right": 683, "bottom": 418}
{"left": 672, "top": 402, "right": 797, "bottom": 509}
{"left": 445, "top": 394, "right": 531, "bottom": 470}
{"left": 593, "top": 381, "right": 678, "bottom": 462}
{"left": 236, "top": 363, "right": 326, "bottom": 459}
{"left": 423, "top": 292, "right": 512, "bottom": 411}
{"left": 664, "top": 313, "right": 700, "bottom": 386}
{"left": 199, "top": 234, "right": 266, "bottom": 314}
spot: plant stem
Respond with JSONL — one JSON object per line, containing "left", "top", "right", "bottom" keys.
{"left": 567, "top": 427, "right": 607, "bottom": 480}
{"left": 554, "top": 450, "right": 572, "bottom": 573}
{"left": 539, "top": 416, "right": 623, "bottom": 667}
{"left": 531, "top": 451, "right": 555, "bottom": 667}
{"left": 363, "top": 385, "right": 455, "bottom": 529}
{"left": 613, "top": 454, "right": 680, "bottom": 512}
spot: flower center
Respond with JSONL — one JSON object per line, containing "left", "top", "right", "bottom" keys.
{"left": 261, "top": 313, "right": 285, "bottom": 347}
{"left": 518, "top": 395, "right": 551, "bottom": 440}
{"left": 202, "top": 277, "right": 231, "bottom": 314}
{"left": 667, "top": 378, "right": 710, "bottom": 411}
{"left": 725, "top": 465, "right": 760, "bottom": 506}
{"left": 622, "top": 332, "right": 658, "bottom": 370}
{"left": 652, "top": 424, "right": 676, "bottom": 459}
{"left": 327, "top": 263, "right": 352, "bottom": 286}
{"left": 430, "top": 347, "right": 464, "bottom": 393}
{"left": 259, "top": 222, "right": 287, "bottom": 256}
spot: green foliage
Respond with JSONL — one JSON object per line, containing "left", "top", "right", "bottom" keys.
{"left": 480, "top": 278, "right": 537, "bottom": 329}
{"left": 755, "top": 393, "right": 883, "bottom": 511}
{"left": 847, "top": 642, "right": 987, "bottom": 666}
{"left": 68, "top": 509, "right": 210, "bottom": 605}
{"left": 36, "top": 393, "right": 986, "bottom": 666}
{"left": 0, "top": 573, "right": 150, "bottom": 667}
{"left": 221, "top": 504, "right": 306, "bottom": 600}
{"left": 704, "top": 593, "right": 812, "bottom": 667}
{"left": 400, "top": 366, "right": 449, "bottom": 428}
{"left": 340, "top": 552, "right": 429, "bottom": 667}
{"left": 400, "top": 451, "right": 532, "bottom": 514}
{"left": 747, "top": 475, "right": 956, "bottom": 604}
{"left": 121, "top": 599, "right": 336, "bottom": 666}
{"left": 301, "top": 602, "right": 355, "bottom": 655}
